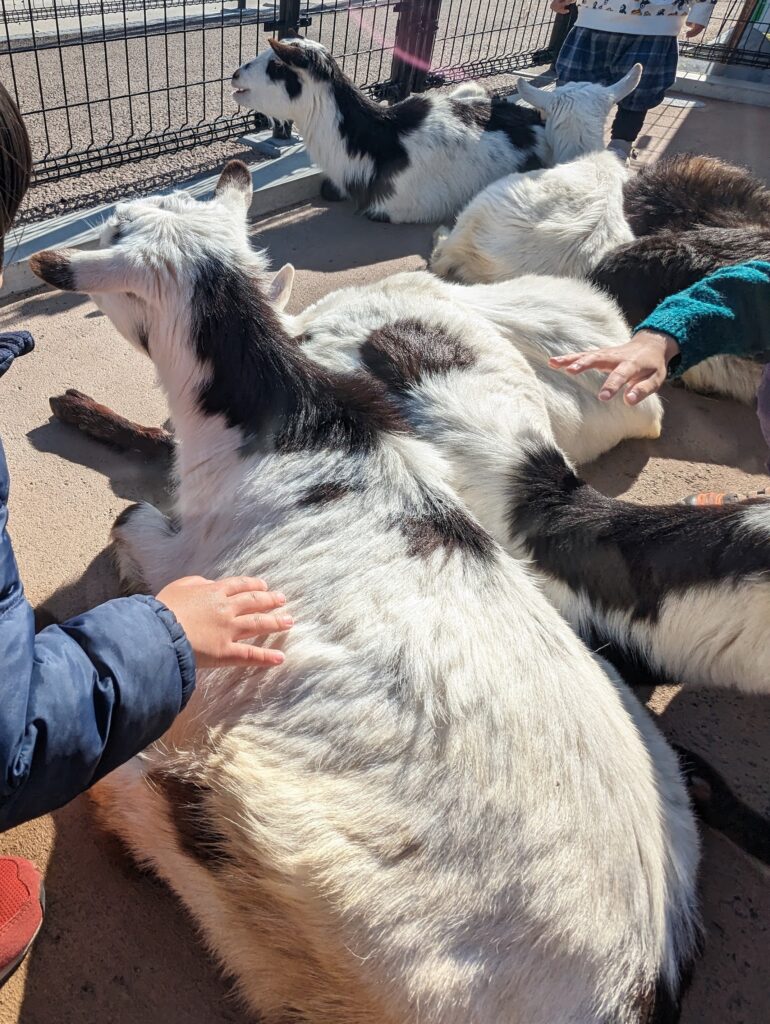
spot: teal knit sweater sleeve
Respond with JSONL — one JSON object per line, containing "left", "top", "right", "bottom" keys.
{"left": 633, "top": 260, "right": 770, "bottom": 378}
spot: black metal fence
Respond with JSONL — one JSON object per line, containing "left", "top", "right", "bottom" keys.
{"left": 679, "top": 0, "right": 770, "bottom": 69}
{"left": 1, "top": 0, "right": 768, "bottom": 195}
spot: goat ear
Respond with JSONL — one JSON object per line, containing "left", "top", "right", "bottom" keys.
{"left": 516, "top": 77, "right": 553, "bottom": 114}
{"left": 30, "top": 248, "right": 146, "bottom": 296}
{"left": 608, "top": 63, "right": 643, "bottom": 103}
{"left": 267, "top": 38, "right": 309, "bottom": 68}
{"left": 215, "top": 160, "right": 253, "bottom": 212}
{"left": 267, "top": 263, "right": 295, "bottom": 310}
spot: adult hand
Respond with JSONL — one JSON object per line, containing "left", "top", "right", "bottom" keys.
{"left": 550, "top": 0, "right": 575, "bottom": 13}
{"left": 548, "top": 329, "right": 681, "bottom": 405}
{"left": 156, "top": 576, "right": 293, "bottom": 668}
{"left": 685, "top": 22, "right": 705, "bottom": 37}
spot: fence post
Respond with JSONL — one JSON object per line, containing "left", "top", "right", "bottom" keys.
{"left": 264, "top": 0, "right": 307, "bottom": 139}
{"left": 388, "top": 0, "right": 443, "bottom": 100}
{"left": 546, "top": 6, "right": 577, "bottom": 70}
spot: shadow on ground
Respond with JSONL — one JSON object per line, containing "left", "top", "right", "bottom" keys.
{"left": 653, "top": 686, "right": 770, "bottom": 1022}
{"left": 250, "top": 198, "right": 435, "bottom": 279}
{"left": 16, "top": 799, "right": 245, "bottom": 1024}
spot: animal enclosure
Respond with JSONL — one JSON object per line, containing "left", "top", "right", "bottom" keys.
{"left": 4, "top": 0, "right": 767, "bottom": 213}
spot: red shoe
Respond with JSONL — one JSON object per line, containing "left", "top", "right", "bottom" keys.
{"left": 0, "top": 858, "right": 44, "bottom": 985}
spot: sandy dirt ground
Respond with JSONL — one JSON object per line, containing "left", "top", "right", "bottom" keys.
{"left": 0, "top": 93, "right": 769, "bottom": 1024}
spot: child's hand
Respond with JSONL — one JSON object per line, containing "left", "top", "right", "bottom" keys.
{"left": 550, "top": 0, "right": 575, "bottom": 12}
{"left": 156, "top": 576, "right": 293, "bottom": 668}
{"left": 685, "top": 22, "right": 705, "bottom": 37}
{"left": 548, "top": 330, "right": 681, "bottom": 405}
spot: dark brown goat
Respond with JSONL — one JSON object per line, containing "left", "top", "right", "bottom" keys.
{"left": 589, "top": 154, "right": 770, "bottom": 404}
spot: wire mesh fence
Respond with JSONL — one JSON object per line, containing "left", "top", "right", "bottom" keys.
{"left": 679, "top": 0, "right": 770, "bottom": 68}
{"left": 1, "top": 0, "right": 768, "bottom": 201}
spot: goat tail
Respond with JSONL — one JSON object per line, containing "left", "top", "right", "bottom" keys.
{"left": 622, "top": 152, "right": 770, "bottom": 236}
{"left": 673, "top": 744, "right": 770, "bottom": 866}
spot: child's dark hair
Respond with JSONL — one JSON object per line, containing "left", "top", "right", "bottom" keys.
{"left": 0, "top": 83, "right": 32, "bottom": 267}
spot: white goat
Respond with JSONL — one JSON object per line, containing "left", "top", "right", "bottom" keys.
{"left": 231, "top": 37, "right": 642, "bottom": 224}
{"left": 32, "top": 163, "right": 699, "bottom": 1024}
{"left": 430, "top": 149, "right": 633, "bottom": 283}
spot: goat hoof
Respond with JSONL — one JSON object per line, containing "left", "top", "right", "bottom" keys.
{"left": 365, "top": 209, "right": 391, "bottom": 223}
{"left": 320, "top": 178, "right": 345, "bottom": 202}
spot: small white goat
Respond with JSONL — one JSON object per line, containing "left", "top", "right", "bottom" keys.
{"left": 231, "top": 37, "right": 642, "bottom": 224}
{"left": 32, "top": 163, "right": 699, "bottom": 1024}
{"left": 430, "top": 148, "right": 634, "bottom": 283}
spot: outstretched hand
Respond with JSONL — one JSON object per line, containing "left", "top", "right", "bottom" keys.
{"left": 156, "top": 576, "right": 293, "bottom": 668}
{"left": 685, "top": 21, "right": 705, "bottom": 38}
{"left": 550, "top": 0, "right": 575, "bottom": 12}
{"left": 548, "top": 330, "right": 681, "bottom": 405}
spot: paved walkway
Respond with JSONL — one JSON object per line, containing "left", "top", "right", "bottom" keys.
{"left": 0, "top": 90, "right": 768, "bottom": 1024}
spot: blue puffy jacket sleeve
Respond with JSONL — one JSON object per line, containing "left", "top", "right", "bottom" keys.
{"left": 0, "top": 332, "right": 196, "bottom": 831}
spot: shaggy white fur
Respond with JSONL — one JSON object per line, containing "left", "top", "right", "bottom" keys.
{"left": 31, "top": 164, "right": 699, "bottom": 1024}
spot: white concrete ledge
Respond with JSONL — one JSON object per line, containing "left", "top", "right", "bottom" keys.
{"left": 672, "top": 68, "right": 770, "bottom": 109}
{"left": 3, "top": 133, "right": 323, "bottom": 302}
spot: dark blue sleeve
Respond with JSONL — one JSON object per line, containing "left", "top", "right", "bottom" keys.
{"left": 634, "top": 260, "right": 770, "bottom": 377}
{"left": 0, "top": 331, "right": 196, "bottom": 831}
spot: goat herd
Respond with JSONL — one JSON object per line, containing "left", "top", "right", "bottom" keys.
{"left": 30, "top": 35, "right": 769, "bottom": 1024}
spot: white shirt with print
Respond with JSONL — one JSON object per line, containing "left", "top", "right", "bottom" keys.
{"left": 575, "top": 0, "right": 716, "bottom": 36}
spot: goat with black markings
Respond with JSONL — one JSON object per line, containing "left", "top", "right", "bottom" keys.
{"left": 31, "top": 161, "right": 699, "bottom": 1024}
{"left": 231, "top": 37, "right": 642, "bottom": 224}
{"left": 434, "top": 147, "right": 770, "bottom": 405}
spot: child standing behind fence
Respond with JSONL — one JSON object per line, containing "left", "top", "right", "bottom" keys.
{"left": 550, "top": 0, "right": 715, "bottom": 160}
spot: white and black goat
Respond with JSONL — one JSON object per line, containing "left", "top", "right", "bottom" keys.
{"left": 433, "top": 149, "right": 770, "bottom": 405}
{"left": 31, "top": 162, "right": 700, "bottom": 1024}
{"left": 231, "top": 37, "right": 642, "bottom": 224}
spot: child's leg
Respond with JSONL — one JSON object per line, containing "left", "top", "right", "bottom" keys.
{"left": 610, "top": 107, "right": 648, "bottom": 144}
{"left": 606, "top": 34, "right": 679, "bottom": 149}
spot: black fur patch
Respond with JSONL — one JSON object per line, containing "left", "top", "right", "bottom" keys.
{"left": 450, "top": 99, "right": 544, "bottom": 168}
{"left": 298, "top": 481, "right": 353, "bottom": 506}
{"left": 319, "top": 177, "right": 345, "bottom": 202}
{"left": 360, "top": 319, "right": 475, "bottom": 394}
{"left": 150, "top": 772, "right": 233, "bottom": 868}
{"left": 508, "top": 443, "right": 770, "bottom": 622}
{"left": 622, "top": 152, "right": 770, "bottom": 236}
{"left": 191, "top": 257, "right": 407, "bottom": 454}
{"left": 266, "top": 58, "right": 302, "bottom": 100}
{"left": 590, "top": 226, "right": 770, "bottom": 325}
{"left": 400, "top": 486, "right": 495, "bottom": 563}
{"left": 30, "top": 249, "right": 76, "bottom": 291}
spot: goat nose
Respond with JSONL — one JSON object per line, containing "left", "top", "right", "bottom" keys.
{"left": 233, "top": 67, "right": 240, "bottom": 80}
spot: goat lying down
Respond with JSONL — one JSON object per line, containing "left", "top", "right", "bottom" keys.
{"left": 231, "top": 36, "right": 642, "bottom": 224}
{"left": 285, "top": 273, "right": 770, "bottom": 697}
{"left": 432, "top": 149, "right": 769, "bottom": 405}
{"left": 30, "top": 163, "right": 700, "bottom": 1024}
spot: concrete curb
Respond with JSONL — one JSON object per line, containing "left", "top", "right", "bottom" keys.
{"left": 673, "top": 68, "right": 770, "bottom": 109}
{"left": 3, "top": 131, "right": 323, "bottom": 302}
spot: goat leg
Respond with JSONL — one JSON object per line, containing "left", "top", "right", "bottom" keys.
{"left": 50, "top": 389, "right": 174, "bottom": 458}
